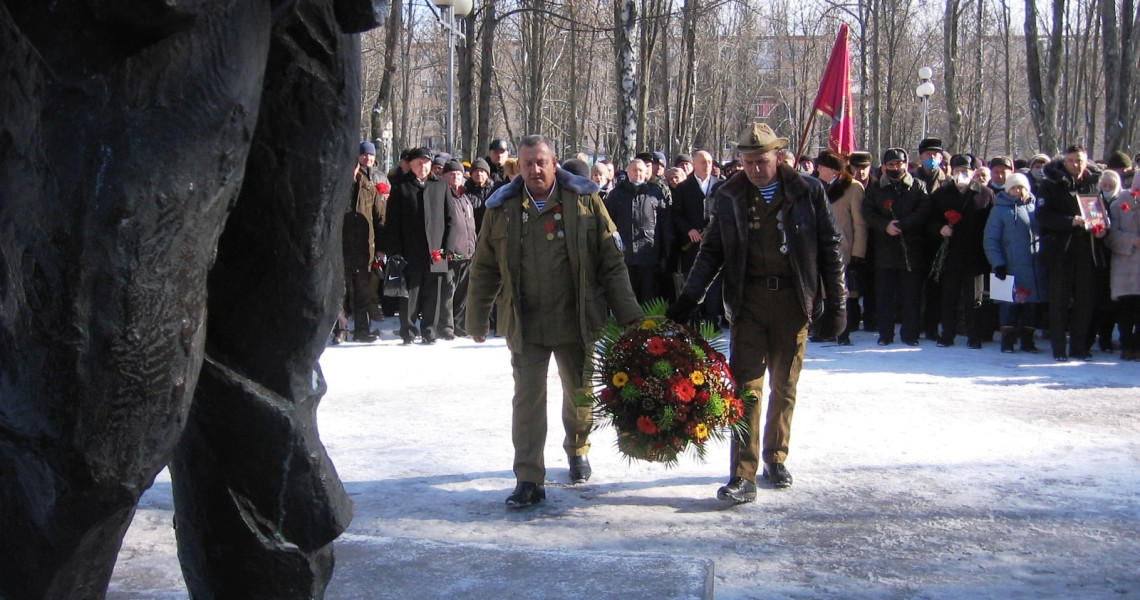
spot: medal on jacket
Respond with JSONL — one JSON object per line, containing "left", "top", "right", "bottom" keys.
{"left": 545, "top": 203, "right": 565, "bottom": 240}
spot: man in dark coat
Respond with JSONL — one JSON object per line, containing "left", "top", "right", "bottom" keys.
{"left": 337, "top": 140, "right": 389, "bottom": 343}
{"left": 863, "top": 148, "right": 932, "bottom": 346}
{"left": 667, "top": 123, "right": 846, "bottom": 503}
{"left": 1036, "top": 144, "right": 1107, "bottom": 360}
{"left": 485, "top": 138, "right": 511, "bottom": 188}
{"left": 441, "top": 159, "right": 477, "bottom": 338}
{"left": 604, "top": 158, "right": 673, "bottom": 304}
{"left": 385, "top": 147, "right": 455, "bottom": 344}
{"left": 928, "top": 154, "right": 995, "bottom": 348}
{"left": 672, "top": 150, "right": 724, "bottom": 324}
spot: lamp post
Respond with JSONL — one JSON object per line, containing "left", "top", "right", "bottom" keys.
{"left": 915, "top": 66, "right": 936, "bottom": 140}
{"left": 431, "top": 0, "right": 472, "bottom": 156}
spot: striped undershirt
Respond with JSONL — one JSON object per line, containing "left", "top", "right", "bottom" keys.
{"left": 758, "top": 181, "right": 779, "bottom": 203}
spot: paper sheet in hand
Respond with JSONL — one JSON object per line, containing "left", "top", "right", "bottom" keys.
{"left": 989, "top": 273, "right": 1015, "bottom": 302}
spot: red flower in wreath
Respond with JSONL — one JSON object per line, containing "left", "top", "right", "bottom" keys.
{"left": 647, "top": 337, "right": 667, "bottom": 356}
{"left": 944, "top": 209, "right": 962, "bottom": 225}
{"left": 637, "top": 415, "right": 659, "bottom": 435}
{"left": 375, "top": 182, "right": 390, "bottom": 194}
{"left": 672, "top": 378, "right": 696, "bottom": 403}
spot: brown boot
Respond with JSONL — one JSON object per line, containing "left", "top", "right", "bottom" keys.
{"left": 1020, "top": 328, "right": 1039, "bottom": 353}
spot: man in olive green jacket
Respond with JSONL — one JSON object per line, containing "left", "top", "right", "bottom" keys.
{"left": 469, "top": 135, "right": 642, "bottom": 508}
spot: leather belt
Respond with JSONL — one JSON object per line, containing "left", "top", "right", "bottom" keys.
{"left": 748, "top": 275, "right": 793, "bottom": 291}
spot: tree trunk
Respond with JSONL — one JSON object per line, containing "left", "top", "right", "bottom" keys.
{"left": 369, "top": 0, "right": 402, "bottom": 155}
{"left": 943, "top": 0, "right": 961, "bottom": 150}
{"left": 477, "top": 0, "right": 496, "bottom": 157}
{"left": 1001, "top": 0, "right": 1013, "bottom": 154}
{"left": 614, "top": 0, "right": 638, "bottom": 165}
{"left": 1023, "top": 0, "right": 1063, "bottom": 155}
{"left": 459, "top": 10, "right": 476, "bottom": 159}
{"left": 678, "top": 0, "right": 698, "bottom": 152}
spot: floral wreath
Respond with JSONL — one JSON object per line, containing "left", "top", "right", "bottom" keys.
{"left": 587, "top": 299, "right": 753, "bottom": 465}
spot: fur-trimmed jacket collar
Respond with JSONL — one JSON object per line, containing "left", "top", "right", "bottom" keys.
{"left": 485, "top": 168, "right": 600, "bottom": 208}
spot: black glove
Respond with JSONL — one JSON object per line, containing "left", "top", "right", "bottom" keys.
{"left": 665, "top": 294, "right": 698, "bottom": 324}
{"left": 994, "top": 265, "right": 1008, "bottom": 280}
{"left": 850, "top": 255, "right": 866, "bottom": 268}
{"left": 816, "top": 307, "right": 847, "bottom": 341}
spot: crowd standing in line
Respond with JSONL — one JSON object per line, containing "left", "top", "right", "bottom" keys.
{"left": 332, "top": 130, "right": 1140, "bottom": 507}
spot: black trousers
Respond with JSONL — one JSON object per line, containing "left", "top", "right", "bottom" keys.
{"left": 445, "top": 259, "right": 471, "bottom": 336}
{"left": 876, "top": 267, "right": 924, "bottom": 342}
{"left": 1048, "top": 250, "right": 1095, "bottom": 355}
{"left": 400, "top": 267, "right": 445, "bottom": 342}
{"left": 939, "top": 268, "right": 983, "bottom": 343}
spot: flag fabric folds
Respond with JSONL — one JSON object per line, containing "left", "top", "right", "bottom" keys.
{"left": 811, "top": 24, "right": 856, "bottom": 155}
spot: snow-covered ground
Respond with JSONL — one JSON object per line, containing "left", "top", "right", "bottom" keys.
{"left": 110, "top": 318, "right": 1140, "bottom": 598}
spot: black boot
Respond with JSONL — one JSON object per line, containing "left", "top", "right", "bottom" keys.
{"left": 1020, "top": 328, "right": 1039, "bottom": 353}
{"left": 1000, "top": 327, "right": 1016, "bottom": 353}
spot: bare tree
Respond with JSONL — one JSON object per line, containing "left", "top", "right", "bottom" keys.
{"left": 614, "top": 0, "right": 638, "bottom": 164}
{"left": 1024, "top": 0, "right": 1064, "bottom": 154}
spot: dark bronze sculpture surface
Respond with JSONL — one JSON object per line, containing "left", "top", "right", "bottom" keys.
{"left": 0, "top": 1, "right": 384, "bottom": 598}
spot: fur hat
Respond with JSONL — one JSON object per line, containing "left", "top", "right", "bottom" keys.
{"left": 949, "top": 154, "right": 972, "bottom": 169}
{"left": 918, "top": 138, "right": 943, "bottom": 154}
{"left": 815, "top": 150, "right": 846, "bottom": 172}
{"left": 406, "top": 147, "right": 432, "bottom": 161}
{"left": 733, "top": 122, "right": 789, "bottom": 153}
{"left": 848, "top": 151, "right": 872, "bottom": 167}
{"left": 561, "top": 158, "right": 591, "bottom": 178}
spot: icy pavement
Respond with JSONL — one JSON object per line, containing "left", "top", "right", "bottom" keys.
{"left": 109, "top": 319, "right": 1140, "bottom": 599}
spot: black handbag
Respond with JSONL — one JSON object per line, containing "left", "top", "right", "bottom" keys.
{"left": 382, "top": 255, "right": 409, "bottom": 298}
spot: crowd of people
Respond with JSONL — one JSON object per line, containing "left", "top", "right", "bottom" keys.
{"left": 333, "top": 128, "right": 1137, "bottom": 507}
{"left": 336, "top": 134, "right": 1140, "bottom": 363}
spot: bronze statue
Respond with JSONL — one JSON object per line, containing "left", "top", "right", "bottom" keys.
{"left": 0, "top": 1, "right": 384, "bottom": 597}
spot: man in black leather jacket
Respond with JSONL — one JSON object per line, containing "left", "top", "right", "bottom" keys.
{"left": 668, "top": 123, "right": 846, "bottom": 503}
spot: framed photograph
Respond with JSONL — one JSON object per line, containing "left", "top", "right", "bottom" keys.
{"left": 1077, "top": 195, "right": 1108, "bottom": 230}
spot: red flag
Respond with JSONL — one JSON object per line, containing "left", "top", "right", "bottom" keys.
{"left": 810, "top": 24, "right": 856, "bottom": 155}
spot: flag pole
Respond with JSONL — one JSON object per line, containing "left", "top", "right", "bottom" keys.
{"left": 794, "top": 110, "right": 817, "bottom": 164}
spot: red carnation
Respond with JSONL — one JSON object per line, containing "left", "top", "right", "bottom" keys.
{"left": 637, "top": 415, "right": 659, "bottom": 435}
{"left": 1091, "top": 224, "right": 1106, "bottom": 236}
{"left": 431, "top": 249, "right": 445, "bottom": 262}
{"left": 944, "top": 210, "right": 962, "bottom": 225}
{"left": 1122, "top": 203, "right": 1132, "bottom": 212}
{"left": 375, "top": 182, "right": 390, "bottom": 194}
{"left": 883, "top": 199, "right": 895, "bottom": 211}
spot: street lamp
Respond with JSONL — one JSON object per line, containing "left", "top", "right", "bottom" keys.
{"left": 431, "top": 0, "right": 473, "bottom": 156}
{"left": 915, "top": 66, "right": 936, "bottom": 140}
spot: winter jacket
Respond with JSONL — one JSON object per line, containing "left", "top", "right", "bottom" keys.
{"left": 983, "top": 190, "right": 1048, "bottom": 303}
{"left": 464, "top": 180, "right": 493, "bottom": 233}
{"left": 1106, "top": 191, "right": 1140, "bottom": 299}
{"left": 448, "top": 187, "right": 478, "bottom": 259}
{"left": 1035, "top": 159, "right": 1106, "bottom": 269}
{"left": 343, "top": 166, "right": 388, "bottom": 271}
{"left": 827, "top": 176, "right": 867, "bottom": 264}
{"left": 927, "top": 181, "right": 994, "bottom": 276}
{"left": 385, "top": 173, "right": 454, "bottom": 274}
{"left": 604, "top": 178, "right": 672, "bottom": 267}
{"left": 466, "top": 169, "right": 643, "bottom": 352}
{"left": 862, "top": 171, "right": 932, "bottom": 271}
{"left": 679, "top": 165, "right": 847, "bottom": 325}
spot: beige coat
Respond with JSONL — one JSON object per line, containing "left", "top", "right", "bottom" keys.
{"left": 1106, "top": 192, "right": 1140, "bottom": 299}
{"left": 830, "top": 178, "right": 867, "bottom": 264}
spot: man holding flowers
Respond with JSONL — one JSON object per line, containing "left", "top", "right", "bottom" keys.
{"left": 468, "top": 135, "right": 642, "bottom": 508}
{"left": 667, "top": 123, "right": 846, "bottom": 503}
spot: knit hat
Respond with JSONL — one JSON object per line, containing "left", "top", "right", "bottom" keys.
{"left": 674, "top": 153, "right": 693, "bottom": 166}
{"left": 471, "top": 157, "right": 491, "bottom": 173}
{"left": 1029, "top": 153, "right": 1051, "bottom": 166}
{"left": 651, "top": 151, "right": 668, "bottom": 165}
{"left": 359, "top": 141, "right": 377, "bottom": 156}
{"left": 1106, "top": 150, "right": 1132, "bottom": 170}
{"left": 1005, "top": 173, "right": 1031, "bottom": 192}
{"left": 442, "top": 159, "right": 465, "bottom": 174}
{"left": 561, "top": 158, "right": 591, "bottom": 178}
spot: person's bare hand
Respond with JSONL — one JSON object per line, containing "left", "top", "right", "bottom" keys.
{"left": 940, "top": 225, "right": 953, "bottom": 237}
{"left": 687, "top": 229, "right": 702, "bottom": 243}
{"left": 886, "top": 221, "right": 902, "bottom": 236}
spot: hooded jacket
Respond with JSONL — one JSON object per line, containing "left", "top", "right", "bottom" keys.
{"left": 466, "top": 169, "right": 643, "bottom": 352}
{"left": 678, "top": 165, "right": 847, "bottom": 325}
{"left": 983, "top": 190, "right": 1048, "bottom": 303}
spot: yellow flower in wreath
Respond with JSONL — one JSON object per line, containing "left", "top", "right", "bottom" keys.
{"left": 689, "top": 371, "right": 705, "bottom": 386}
{"left": 640, "top": 319, "right": 658, "bottom": 330}
{"left": 694, "top": 423, "right": 709, "bottom": 440}
{"left": 612, "top": 372, "right": 629, "bottom": 387}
